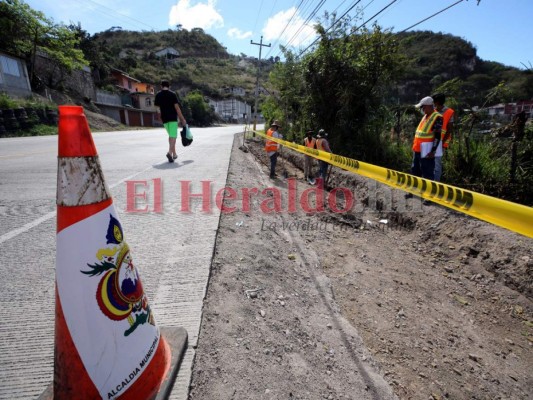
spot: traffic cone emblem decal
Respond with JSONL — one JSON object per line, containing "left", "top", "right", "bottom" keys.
{"left": 81, "top": 214, "right": 154, "bottom": 335}
{"left": 44, "top": 106, "right": 187, "bottom": 400}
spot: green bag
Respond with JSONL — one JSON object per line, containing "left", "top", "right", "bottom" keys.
{"left": 180, "top": 124, "right": 193, "bottom": 146}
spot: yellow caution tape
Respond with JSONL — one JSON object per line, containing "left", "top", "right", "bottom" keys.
{"left": 254, "top": 130, "right": 533, "bottom": 238}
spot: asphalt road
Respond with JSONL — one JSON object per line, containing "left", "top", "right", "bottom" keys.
{"left": 0, "top": 124, "right": 244, "bottom": 399}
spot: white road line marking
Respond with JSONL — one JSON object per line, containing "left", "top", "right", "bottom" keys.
{"left": 0, "top": 164, "right": 155, "bottom": 244}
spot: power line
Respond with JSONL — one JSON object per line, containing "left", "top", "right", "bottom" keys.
{"left": 352, "top": 0, "right": 398, "bottom": 31}
{"left": 268, "top": 0, "right": 308, "bottom": 55}
{"left": 299, "top": 0, "right": 451, "bottom": 59}
{"left": 266, "top": 0, "right": 326, "bottom": 59}
{"left": 293, "top": 0, "right": 470, "bottom": 96}
{"left": 281, "top": 0, "right": 327, "bottom": 53}
{"left": 273, "top": 0, "right": 353, "bottom": 59}
{"left": 252, "top": 0, "right": 265, "bottom": 38}
{"left": 396, "top": 0, "right": 464, "bottom": 34}
{"left": 80, "top": 0, "right": 157, "bottom": 31}
{"left": 250, "top": 36, "right": 272, "bottom": 131}
{"left": 297, "top": 0, "right": 364, "bottom": 57}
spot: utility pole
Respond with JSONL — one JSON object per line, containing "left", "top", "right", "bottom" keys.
{"left": 251, "top": 36, "right": 271, "bottom": 134}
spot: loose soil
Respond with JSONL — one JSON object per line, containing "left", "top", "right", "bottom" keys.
{"left": 189, "top": 134, "right": 532, "bottom": 400}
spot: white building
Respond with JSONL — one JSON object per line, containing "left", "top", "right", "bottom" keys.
{"left": 207, "top": 97, "right": 251, "bottom": 123}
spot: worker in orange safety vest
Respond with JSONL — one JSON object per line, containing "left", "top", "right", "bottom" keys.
{"left": 303, "top": 130, "right": 316, "bottom": 182}
{"left": 315, "top": 129, "right": 332, "bottom": 181}
{"left": 432, "top": 93, "right": 455, "bottom": 182}
{"left": 406, "top": 96, "right": 442, "bottom": 202}
{"left": 265, "top": 120, "right": 282, "bottom": 179}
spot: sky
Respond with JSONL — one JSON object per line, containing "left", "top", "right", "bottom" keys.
{"left": 24, "top": 0, "right": 533, "bottom": 69}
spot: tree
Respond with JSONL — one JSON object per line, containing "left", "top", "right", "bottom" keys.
{"left": 0, "top": 0, "right": 87, "bottom": 85}
{"left": 182, "top": 90, "right": 216, "bottom": 127}
{"left": 267, "top": 17, "right": 403, "bottom": 161}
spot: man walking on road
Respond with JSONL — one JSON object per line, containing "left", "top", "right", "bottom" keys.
{"left": 432, "top": 93, "right": 455, "bottom": 182}
{"left": 265, "top": 121, "right": 282, "bottom": 179}
{"left": 154, "top": 80, "right": 187, "bottom": 163}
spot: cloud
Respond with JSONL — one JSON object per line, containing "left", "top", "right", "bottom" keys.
{"left": 262, "top": 7, "right": 317, "bottom": 48}
{"left": 227, "top": 27, "right": 252, "bottom": 40}
{"left": 169, "top": 0, "right": 223, "bottom": 30}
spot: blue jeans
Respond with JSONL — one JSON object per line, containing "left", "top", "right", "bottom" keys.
{"left": 269, "top": 152, "right": 278, "bottom": 177}
{"left": 434, "top": 156, "right": 442, "bottom": 181}
{"left": 411, "top": 152, "right": 435, "bottom": 180}
{"left": 318, "top": 161, "right": 329, "bottom": 180}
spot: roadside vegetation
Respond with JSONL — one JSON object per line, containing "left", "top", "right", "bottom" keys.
{"left": 262, "top": 14, "right": 533, "bottom": 205}
{"left": 1, "top": 1, "right": 532, "bottom": 204}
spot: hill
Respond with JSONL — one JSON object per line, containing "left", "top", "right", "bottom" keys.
{"left": 88, "top": 28, "right": 276, "bottom": 103}
{"left": 395, "top": 31, "right": 533, "bottom": 104}
{"left": 86, "top": 28, "right": 531, "bottom": 110}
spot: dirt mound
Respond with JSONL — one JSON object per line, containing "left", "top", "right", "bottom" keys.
{"left": 189, "top": 135, "right": 532, "bottom": 400}
{"left": 83, "top": 109, "right": 125, "bottom": 132}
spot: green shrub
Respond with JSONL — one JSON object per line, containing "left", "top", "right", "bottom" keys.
{"left": 0, "top": 92, "right": 17, "bottom": 109}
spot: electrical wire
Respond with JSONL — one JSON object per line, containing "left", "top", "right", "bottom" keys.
{"left": 396, "top": 0, "right": 464, "bottom": 34}
{"left": 272, "top": 0, "right": 354, "bottom": 59}
{"left": 79, "top": 0, "right": 157, "bottom": 31}
{"left": 295, "top": 0, "right": 463, "bottom": 59}
{"left": 266, "top": 0, "right": 327, "bottom": 59}
{"left": 283, "top": 0, "right": 327, "bottom": 50}
{"left": 352, "top": 0, "right": 398, "bottom": 32}
{"left": 252, "top": 0, "right": 266, "bottom": 37}
{"left": 260, "top": 0, "right": 308, "bottom": 59}
{"left": 292, "top": 0, "right": 469, "bottom": 97}
{"left": 296, "top": 0, "right": 364, "bottom": 57}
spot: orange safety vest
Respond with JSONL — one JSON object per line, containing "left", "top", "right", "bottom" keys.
{"left": 304, "top": 137, "right": 316, "bottom": 148}
{"left": 412, "top": 111, "right": 442, "bottom": 152}
{"left": 315, "top": 138, "right": 328, "bottom": 151}
{"left": 441, "top": 108, "right": 454, "bottom": 148}
{"left": 265, "top": 129, "right": 278, "bottom": 152}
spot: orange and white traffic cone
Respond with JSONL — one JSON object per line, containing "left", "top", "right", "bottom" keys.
{"left": 41, "top": 106, "right": 187, "bottom": 399}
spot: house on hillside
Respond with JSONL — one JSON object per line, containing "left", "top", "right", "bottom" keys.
{"left": 131, "top": 92, "right": 156, "bottom": 112}
{"left": 100, "top": 69, "right": 158, "bottom": 126}
{"left": 154, "top": 47, "right": 180, "bottom": 63}
{"left": 110, "top": 68, "right": 141, "bottom": 93}
{"left": 0, "top": 51, "right": 31, "bottom": 97}
{"left": 135, "top": 82, "right": 155, "bottom": 95}
{"left": 486, "top": 101, "right": 533, "bottom": 120}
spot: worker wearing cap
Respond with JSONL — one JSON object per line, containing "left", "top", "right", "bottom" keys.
{"left": 407, "top": 96, "right": 442, "bottom": 198}
{"left": 303, "top": 130, "right": 316, "bottom": 182}
{"left": 315, "top": 129, "right": 332, "bottom": 181}
{"left": 265, "top": 120, "right": 282, "bottom": 179}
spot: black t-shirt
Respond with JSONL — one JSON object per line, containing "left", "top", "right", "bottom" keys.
{"left": 154, "top": 89, "right": 179, "bottom": 123}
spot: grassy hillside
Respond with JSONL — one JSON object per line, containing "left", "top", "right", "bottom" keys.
{"left": 88, "top": 28, "right": 531, "bottom": 107}
{"left": 90, "top": 28, "right": 274, "bottom": 102}
{"left": 395, "top": 31, "right": 532, "bottom": 104}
